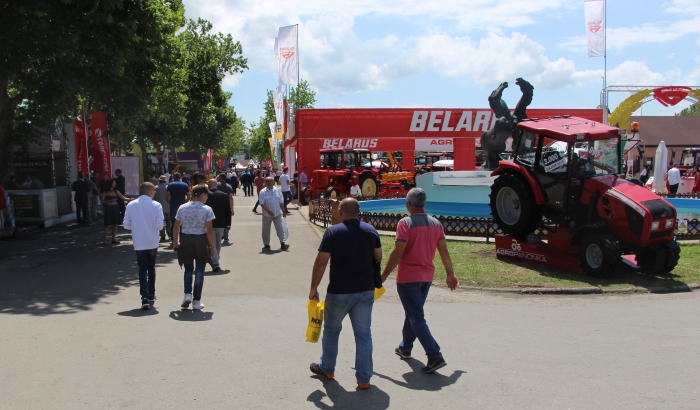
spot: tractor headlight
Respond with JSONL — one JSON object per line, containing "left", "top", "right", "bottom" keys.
{"left": 665, "top": 219, "right": 674, "bottom": 229}
{"left": 651, "top": 221, "right": 659, "bottom": 231}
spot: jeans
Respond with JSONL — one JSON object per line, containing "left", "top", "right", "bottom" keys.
{"left": 212, "top": 227, "right": 225, "bottom": 264}
{"left": 396, "top": 282, "right": 442, "bottom": 360}
{"left": 135, "top": 249, "right": 157, "bottom": 300}
{"left": 183, "top": 259, "right": 206, "bottom": 301}
{"left": 282, "top": 191, "right": 292, "bottom": 211}
{"left": 319, "top": 290, "right": 374, "bottom": 383}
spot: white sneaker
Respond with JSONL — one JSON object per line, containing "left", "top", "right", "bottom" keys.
{"left": 181, "top": 293, "right": 193, "bottom": 308}
{"left": 193, "top": 300, "right": 204, "bottom": 310}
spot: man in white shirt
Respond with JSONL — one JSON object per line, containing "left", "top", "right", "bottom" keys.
{"left": 259, "top": 177, "right": 289, "bottom": 251}
{"left": 666, "top": 162, "right": 681, "bottom": 197}
{"left": 123, "top": 182, "right": 164, "bottom": 310}
{"left": 279, "top": 166, "right": 292, "bottom": 213}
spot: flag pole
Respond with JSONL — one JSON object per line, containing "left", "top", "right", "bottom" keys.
{"left": 296, "top": 24, "right": 300, "bottom": 112}
{"left": 603, "top": 0, "right": 608, "bottom": 124}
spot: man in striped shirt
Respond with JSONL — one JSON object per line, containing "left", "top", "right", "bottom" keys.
{"left": 381, "top": 188, "right": 459, "bottom": 374}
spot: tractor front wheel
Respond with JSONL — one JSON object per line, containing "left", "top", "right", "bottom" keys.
{"left": 489, "top": 173, "right": 541, "bottom": 237}
{"left": 325, "top": 187, "right": 339, "bottom": 199}
{"left": 661, "top": 240, "right": 681, "bottom": 273}
{"left": 579, "top": 231, "right": 620, "bottom": 278}
{"left": 359, "top": 174, "right": 378, "bottom": 197}
{"left": 300, "top": 187, "right": 313, "bottom": 205}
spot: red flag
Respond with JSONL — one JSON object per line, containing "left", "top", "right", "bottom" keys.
{"left": 74, "top": 119, "right": 89, "bottom": 174}
{"left": 91, "top": 111, "right": 112, "bottom": 177}
{"left": 217, "top": 158, "right": 224, "bottom": 169}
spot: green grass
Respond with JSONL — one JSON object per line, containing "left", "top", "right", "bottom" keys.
{"left": 377, "top": 236, "right": 700, "bottom": 290}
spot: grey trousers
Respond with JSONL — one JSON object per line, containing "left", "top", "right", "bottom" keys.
{"left": 89, "top": 196, "right": 99, "bottom": 221}
{"left": 160, "top": 212, "right": 171, "bottom": 238}
{"left": 262, "top": 214, "right": 287, "bottom": 246}
{"left": 212, "top": 227, "right": 225, "bottom": 264}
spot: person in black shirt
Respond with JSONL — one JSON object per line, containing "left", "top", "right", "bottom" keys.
{"left": 72, "top": 171, "right": 91, "bottom": 226}
{"left": 308, "top": 198, "right": 382, "bottom": 389}
{"left": 205, "top": 179, "right": 233, "bottom": 271}
{"left": 4, "top": 175, "right": 18, "bottom": 190}
{"left": 114, "top": 169, "right": 127, "bottom": 223}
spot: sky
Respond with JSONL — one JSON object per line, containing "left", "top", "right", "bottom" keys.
{"left": 182, "top": 0, "right": 700, "bottom": 126}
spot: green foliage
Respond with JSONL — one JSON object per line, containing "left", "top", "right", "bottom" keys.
{"left": 246, "top": 80, "right": 316, "bottom": 161}
{"left": 676, "top": 104, "right": 700, "bottom": 117}
{"left": 219, "top": 116, "right": 247, "bottom": 158}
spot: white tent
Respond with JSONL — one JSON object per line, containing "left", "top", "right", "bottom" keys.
{"left": 234, "top": 162, "right": 246, "bottom": 170}
{"left": 652, "top": 140, "right": 668, "bottom": 194}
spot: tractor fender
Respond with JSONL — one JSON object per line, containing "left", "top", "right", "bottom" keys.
{"left": 490, "top": 162, "right": 546, "bottom": 205}
{"left": 569, "top": 221, "right": 610, "bottom": 246}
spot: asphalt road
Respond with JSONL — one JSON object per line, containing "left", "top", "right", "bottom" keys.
{"left": 1, "top": 194, "right": 699, "bottom": 409}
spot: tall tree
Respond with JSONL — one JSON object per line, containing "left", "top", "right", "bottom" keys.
{"left": 676, "top": 104, "right": 700, "bottom": 117}
{"left": 247, "top": 80, "right": 316, "bottom": 161}
{"left": 0, "top": 0, "right": 185, "bottom": 180}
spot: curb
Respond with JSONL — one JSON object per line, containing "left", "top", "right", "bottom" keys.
{"left": 433, "top": 282, "right": 700, "bottom": 295}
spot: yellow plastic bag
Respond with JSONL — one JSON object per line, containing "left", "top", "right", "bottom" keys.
{"left": 374, "top": 286, "right": 386, "bottom": 301}
{"left": 306, "top": 300, "right": 325, "bottom": 343}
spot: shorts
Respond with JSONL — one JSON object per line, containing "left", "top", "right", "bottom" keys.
{"left": 103, "top": 205, "right": 121, "bottom": 226}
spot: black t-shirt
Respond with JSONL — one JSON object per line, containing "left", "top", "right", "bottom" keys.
{"left": 318, "top": 219, "right": 380, "bottom": 294}
{"left": 205, "top": 189, "right": 232, "bottom": 228}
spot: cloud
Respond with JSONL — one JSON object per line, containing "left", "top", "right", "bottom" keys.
{"left": 607, "top": 61, "right": 666, "bottom": 85}
{"left": 222, "top": 72, "right": 243, "bottom": 89}
{"left": 413, "top": 32, "right": 600, "bottom": 90}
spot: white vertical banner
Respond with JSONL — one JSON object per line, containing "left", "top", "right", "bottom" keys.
{"left": 274, "top": 83, "right": 285, "bottom": 127}
{"left": 273, "top": 37, "right": 279, "bottom": 67}
{"left": 277, "top": 25, "right": 298, "bottom": 85}
{"left": 584, "top": 0, "right": 605, "bottom": 58}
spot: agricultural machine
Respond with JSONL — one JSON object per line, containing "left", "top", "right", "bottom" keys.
{"left": 300, "top": 149, "right": 415, "bottom": 204}
{"left": 489, "top": 116, "right": 680, "bottom": 277}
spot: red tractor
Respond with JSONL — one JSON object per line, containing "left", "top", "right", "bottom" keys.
{"left": 300, "top": 149, "right": 380, "bottom": 204}
{"left": 490, "top": 116, "right": 680, "bottom": 277}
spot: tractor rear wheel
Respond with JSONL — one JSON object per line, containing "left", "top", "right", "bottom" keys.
{"left": 325, "top": 187, "right": 338, "bottom": 199}
{"left": 300, "top": 187, "right": 313, "bottom": 205}
{"left": 359, "top": 174, "right": 378, "bottom": 197}
{"left": 489, "top": 173, "right": 541, "bottom": 237}
{"left": 579, "top": 231, "right": 620, "bottom": 278}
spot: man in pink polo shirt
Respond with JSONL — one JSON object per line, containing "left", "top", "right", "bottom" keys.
{"left": 381, "top": 188, "right": 459, "bottom": 374}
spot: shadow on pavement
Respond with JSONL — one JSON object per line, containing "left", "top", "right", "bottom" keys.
{"left": 0, "top": 223, "right": 180, "bottom": 316}
{"left": 373, "top": 358, "right": 465, "bottom": 391}
{"left": 307, "top": 378, "right": 390, "bottom": 409}
{"left": 117, "top": 308, "right": 160, "bottom": 317}
{"left": 169, "top": 310, "right": 213, "bottom": 321}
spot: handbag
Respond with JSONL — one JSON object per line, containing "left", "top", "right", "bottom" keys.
{"left": 349, "top": 221, "right": 383, "bottom": 288}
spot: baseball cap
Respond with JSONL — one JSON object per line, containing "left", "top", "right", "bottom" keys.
{"left": 192, "top": 185, "right": 211, "bottom": 196}
{"left": 283, "top": 166, "right": 289, "bottom": 171}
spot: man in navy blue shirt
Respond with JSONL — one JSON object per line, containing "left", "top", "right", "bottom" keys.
{"left": 308, "top": 197, "right": 382, "bottom": 390}
{"left": 166, "top": 172, "right": 190, "bottom": 242}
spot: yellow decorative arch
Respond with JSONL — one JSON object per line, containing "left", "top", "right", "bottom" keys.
{"left": 608, "top": 88, "right": 700, "bottom": 127}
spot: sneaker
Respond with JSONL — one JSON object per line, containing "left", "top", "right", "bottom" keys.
{"left": 395, "top": 347, "right": 411, "bottom": 359}
{"left": 263, "top": 245, "right": 271, "bottom": 249}
{"left": 223, "top": 239, "right": 229, "bottom": 243}
{"left": 148, "top": 295, "right": 157, "bottom": 303}
{"left": 212, "top": 264, "right": 220, "bottom": 272}
{"left": 141, "top": 299, "right": 150, "bottom": 310}
{"left": 421, "top": 357, "right": 447, "bottom": 374}
{"left": 193, "top": 300, "right": 204, "bottom": 310}
{"left": 252, "top": 209, "right": 258, "bottom": 213}
{"left": 357, "top": 382, "right": 371, "bottom": 390}
{"left": 281, "top": 243, "right": 290, "bottom": 251}
{"left": 181, "top": 293, "right": 193, "bottom": 308}
{"left": 309, "top": 363, "right": 334, "bottom": 380}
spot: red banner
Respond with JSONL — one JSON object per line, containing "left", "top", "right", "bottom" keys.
{"left": 203, "top": 149, "right": 214, "bottom": 171}
{"left": 74, "top": 119, "right": 89, "bottom": 174}
{"left": 91, "top": 111, "right": 112, "bottom": 177}
{"left": 88, "top": 147, "right": 104, "bottom": 175}
{"left": 217, "top": 158, "right": 224, "bottom": 169}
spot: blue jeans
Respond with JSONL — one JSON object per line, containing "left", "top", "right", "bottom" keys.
{"left": 282, "top": 191, "right": 292, "bottom": 211}
{"left": 183, "top": 259, "right": 206, "bottom": 301}
{"left": 396, "top": 282, "right": 442, "bottom": 360}
{"left": 135, "top": 249, "right": 157, "bottom": 300}
{"left": 319, "top": 290, "right": 374, "bottom": 384}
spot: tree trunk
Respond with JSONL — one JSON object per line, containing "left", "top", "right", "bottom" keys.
{"left": 137, "top": 132, "right": 148, "bottom": 183}
{"left": 0, "top": 76, "right": 18, "bottom": 182}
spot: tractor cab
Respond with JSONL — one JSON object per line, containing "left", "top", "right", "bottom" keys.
{"left": 512, "top": 125, "right": 621, "bottom": 214}
{"left": 320, "top": 149, "right": 373, "bottom": 171}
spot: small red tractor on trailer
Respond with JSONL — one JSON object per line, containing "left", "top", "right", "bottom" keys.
{"left": 300, "top": 149, "right": 379, "bottom": 204}
{"left": 489, "top": 116, "right": 680, "bottom": 277}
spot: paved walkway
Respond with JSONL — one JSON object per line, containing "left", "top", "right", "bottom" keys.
{"left": 1, "top": 195, "right": 699, "bottom": 409}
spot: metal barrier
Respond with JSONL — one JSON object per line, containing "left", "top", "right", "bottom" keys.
{"left": 308, "top": 198, "right": 700, "bottom": 241}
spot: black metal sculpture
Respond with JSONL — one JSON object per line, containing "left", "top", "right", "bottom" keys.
{"left": 480, "top": 78, "right": 534, "bottom": 170}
